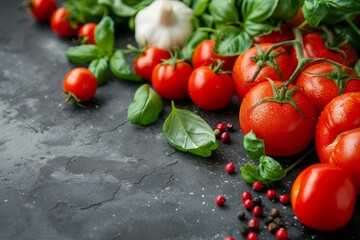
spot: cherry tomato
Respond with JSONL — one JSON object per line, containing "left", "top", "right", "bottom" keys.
{"left": 296, "top": 62, "right": 360, "bottom": 115}
{"left": 291, "top": 32, "right": 358, "bottom": 67}
{"left": 50, "top": 7, "right": 79, "bottom": 38}
{"left": 316, "top": 92, "right": 360, "bottom": 193}
{"left": 188, "top": 62, "right": 234, "bottom": 110}
{"left": 78, "top": 22, "right": 97, "bottom": 45}
{"left": 291, "top": 163, "right": 356, "bottom": 231}
{"left": 28, "top": 0, "right": 56, "bottom": 21}
{"left": 239, "top": 81, "right": 317, "bottom": 156}
{"left": 253, "top": 24, "right": 294, "bottom": 52}
{"left": 63, "top": 68, "right": 97, "bottom": 102}
{"left": 134, "top": 46, "right": 171, "bottom": 81}
{"left": 232, "top": 43, "right": 296, "bottom": 101}
{"left": 192, "top": 39, "right": 238, "bottom": 71}
{"left": 152, "top": 59, "right": 193, "bottom": 100}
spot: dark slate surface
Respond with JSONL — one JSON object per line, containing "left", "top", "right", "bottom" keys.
{"left": 1, "top": 1, "right": 359, "bottom": 240}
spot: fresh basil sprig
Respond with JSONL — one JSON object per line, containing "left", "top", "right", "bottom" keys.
{"left": 128, "top": 84, "right": 163, "bottom": 125}
{"left": 163, "top": 101, "right": 218, "bottom": 157}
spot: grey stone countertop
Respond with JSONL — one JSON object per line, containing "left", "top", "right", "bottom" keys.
{"left": 0, "top": 1, "right": 359, "bottom": 239}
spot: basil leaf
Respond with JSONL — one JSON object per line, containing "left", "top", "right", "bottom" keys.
{"left": 66, "top": 45, "right": 100, "bottom": 63}
{"left": 89, "top": 58, "right": 108, "bottom": 86}
{"left": 241, "top": 0, "right": 279, "bottom": 22}
{"left": 258, "top": 155, "right": 286, "bottom": 181}
{"left": 95, "top": 16, "right": 115, "bottom": 54}
{"left": 302, "top": 0, "right": 329, "bottom": 27}
{"left": 244, "top": 20, "right": 280, "bottom": 36}
{"left": 354, "top": 59, "right": 360, "bottom": 76}
{"left": 98, "top": 0, "right": 137, "bottom": 17}
{"left": 240, "top": 163, "right": 271, "bottom": 184}
{"left": 65, "top": 0, "right": 107, "bottom": 23}
{"left": 208, "top": 0, "right": 239, "bottom": 23}
{"left": 243, "top": 130, "right": 265, "bottom": 160}
{"left": 192, "top": 0, "right": 209, "bottom": 16}
{"left": 214, "top": 26, "right": 252, "bottom": 56}
{"left": 163, "top": 101, "right": 218, "bottom": 157}
{"left": 128, "top": 84, "right": 163, "bottom": 125}
{"left": 271, "top": 0, "right": 300, "bottom": 20}
{"left": 325, "top": 0, "right": 360, "bottom": 12}
{"left": 180, "top": 30, "right": 209, "bottom": 61}
{"left": 110, "top": 50, "right": 142, "bottom": 81}
{"left": 200, "top": 13, "right": 215, "bottom": 28}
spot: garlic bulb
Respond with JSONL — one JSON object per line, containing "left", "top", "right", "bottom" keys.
{"left": 135, "top": 0, "right": 194, "bottom": 51}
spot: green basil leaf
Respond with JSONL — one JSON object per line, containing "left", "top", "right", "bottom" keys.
{"left": 65, "top": 45, "right": 100, "bottom": 63}
{"left": 302, "top": 0, "right": 329, "bottom": 27}
{"left": 65, "top": 0, "right": 108, "bottom": 23}
{"left": 208, "top": 0, "right": 239, "bottom": 23}
{"left": 110, "top": 50, "right": 142, "bottom": 81}
{"left": 192, "top": 0, "right": 209, "bottom": 16}
{"left": 241, "top": 0, "right": 279, "bottom": 22}
{"left": 325, "top": 0, "right": 360, "bottom": 12}
{"left": 98, "top": 0, "right": 137, "bottom": 17}
{"left": 180, "top": 30, "right": 209, "bottom": 61}
{"left": 271, "top": 0, "right": 300, "bottom": 20}
{"left": 89, "top": 58, "right": 108, "bottom": 86}
{"left": 244, "top": 20, "right": 280, "bottom": 36}
{"left": 128, "top": 84, "right": 163, "bottom": 125}
{"left": 200, "top": 13, "right": 215, "bottom": 28}
{"left": 258, "top": 155, "right": 286, "bottom": 181}
{"left": 243, "top": 130, "right": 266, "bottom": 160}
{"left": 240, "top": 163, "right": 271, "bottom": 184}
{"left": 214, "top": 26, "right": 252, "bottom": 56}
{"left": 354, "top": 59, "right": 360, "bottom": 76}
{"left": 163, "top": 101, "right": 218, "bottom": 157}
{"left": 95, "top": 16, "right": 115, "bottom": 54}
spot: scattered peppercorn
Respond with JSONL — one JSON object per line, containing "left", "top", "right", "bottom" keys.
{"left": 242, "top": 191, "right": 252, "bottom": 201}
{"left": 215, "top": 195, "right": 226, "bottom": 206}
{"left": 240, "top": 225, "right": 250, "bottom": 236}
{"left": 252, "top": 206, "right": 263, "bottom": 217}
{"left": 237, "top": 211, "right": 246, "bottom": 221}
{"left": 252, "top": 181, "right": 264, "bottom": 192}
{"left": 264, "top": 216, "right": 274, "bottom": 226}
{"left": 266, "top": 189, "right": 277, "bottom": 201}
{"left": 226, "top": 122, "right": 234, "bottom": 131}
{"left": 214, "top": 129, "right": 222, "bottom": 139}
{"left": 279, "top": 194, "right": 290, "bottom": 205}
{"left": 225, "top": 162, "right": 235, "bottom": 174}
{"left": 270, "top": 208, "right": 281, "bottom": 218}
{"left": 267, "top": 222, "right": 279, "bottom": 233}
{"left": 273, "top": 217, "right": 284, "bottom": 227}
{"left": 247, "top": 232, "right": 258, "bottom": 240}
{"left": 220, "top": 132, "right": 231, "bottom": 143}
{"left": 247, "top": 218, "right": 260, "bottom": 230}
{"left": 275, "top": 228, "right": 289, "bottom": 240}
{"left": 253, "top": 196, "right": 262, "bottom": 206}
{"left": 216, "top": 122, "right": 226, "bottom": 132}
{"left": 243, "top": 199, "right": 254, "bottom": 211}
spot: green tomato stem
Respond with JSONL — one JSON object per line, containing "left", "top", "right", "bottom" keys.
{"left": 284, "top": 147, "right": 315, "bottom": 174}
{"left": 197, "top": 27, "right": 219, "bottom": 35}
{"left": 345, "top": 17, "right": 360, "bottom": 37}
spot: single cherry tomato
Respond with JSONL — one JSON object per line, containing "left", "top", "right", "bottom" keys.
{"left": 50, "top": 7, "right": 79, "bottom": 38}
{"left": 78, "top": 22, "right": 97, "bottom": 45}
{"left": 134, "top": 46, "right": 171, "bottom": 81}
{"left": 315, "top": 92, "right": 360, "bottom": 193}
{"left": 188, "top": 61, "right": 234, "bottom": 110}
{"left": 296, "top": 62, "right": 360, "bottom": 115}
{"left": 232, "top": 43, "right": 295, "bottom": 101}
{"left": 192, "top": 39, "right": 238, "bottom": 71}
{"left": 291, "top": 32, "right": 358, "bottom": 67}
{"left": 239, "top": 81, "right": 317, "bottom": 156}
{"left": 27, "top": 0, "right": 56, "bottom": 21}
{"left": 152, "top": 59, "right": 192, "bottom": 100}
{"left": 291, "top": 163, "right": 356, "bottom": 231}
{"left": 63, "top": 68, "right": 97, "bottom": 102}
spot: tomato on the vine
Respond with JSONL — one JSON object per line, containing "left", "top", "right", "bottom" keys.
{"left": 50, "top": 7, "right": 79, "bottom": 38}
{"left": 78, "top": 23, "right": 97, "bottom": 45}
{"left": 239, "top": 81, "right": 317, "bottom": 156}
{"left": 151, "top": 59, "right": 192, "bottom": 100}
{"left": 316, "top": 92, "right": 360, "bottom": 193}
{"left": 291, "top": 32, "right": 358, "bottom": 67}
{"left": 253, "top": 24, "right": 294, "bottom": 52}
{"left": 134, "top": 46, "right": 171, "bottom": 81}
{"left": 27, "top": 0, "right": 56, "bottom": 22}
{"left": 232, "top": 43, "right": 296, "bottom": 101}
{"left": 188, "top": 60, "right": 234, "bottom": 110}
{"left": 296, "top": 62, "right": 360, "bottom": 115}
{"left": 192, "top": 39, "right": 238, "bottom": 71}
{"left": 63, "top": 68, "right": 97, "bottom": 103}
{"left": 291, "top": 163, "right": 356, "bottom": 231}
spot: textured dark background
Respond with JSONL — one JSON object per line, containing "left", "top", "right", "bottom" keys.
{"left": 0, "top": 1, "right": 359, "bottom": 239}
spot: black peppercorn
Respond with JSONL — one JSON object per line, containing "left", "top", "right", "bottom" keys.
{"left": 270, "top": 208, "right": 281, "bottom": 218}
{"left": 240, "top": 225, "right": 249, "bottom": 236}
{"left": 264, "top": 216, "right": 274, "bottom": 226}
{"left": 237, "top": 211, "right": 246, "bottom": 221}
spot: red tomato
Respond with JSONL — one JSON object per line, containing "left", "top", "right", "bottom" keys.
{"left": 134, "top": 46, "right": 171, "bottom": 81}
{"left": 315, "top": 92, "right": 360, "bottom": 193}
{"left": 63, "top": 68, "right": 97, "bottom": 102}
{"left": 152, "top": 60, "right": 193, "bottom": 100}
{"left": 50, "top": 7, "right": 79, "bottom": 38}
{"left": 291, "top": 163, "right": 357, "bottom": 231}
{"left": 287, "top": 7, "right": 306, "bottom": 27}
{"left": 296, "top": 62, "right": 360, "bottom": 115}
{"left": 28, "top": 0, "right": 56, "bottom": 21}
{"left": 78, "top": 23, "right": 97, "bottom": 45}
{"left": 188, "top": 63, "right": 234, "bottom": 110}
{"left": 239, "top": 81, "right": 317, "bottom": 156}
{"left": 232, "top": 43, "right": 295, "bottom": 101}
{"left": 291, "top": 33, "right": 358, "bottom": 67}
{"left": 192, "top": 39, "right": 238, "bottom": 71}
{"left": 253, "top": 24, "right": 294, "bottom": 52}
